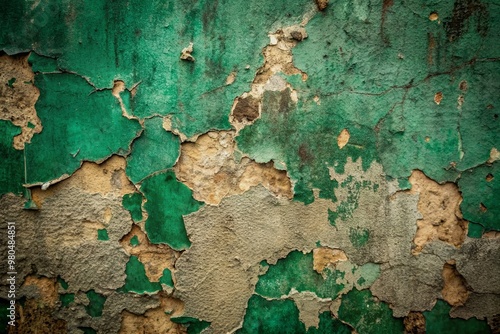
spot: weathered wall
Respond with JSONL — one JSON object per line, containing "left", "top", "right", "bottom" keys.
{"left": 0, "top": 0, "right": 499, "bottom": 333}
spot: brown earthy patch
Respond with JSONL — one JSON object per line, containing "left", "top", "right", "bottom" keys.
{"left": 409, "top": 170, "right": 468, "bottom": 254}
{"left": 434, "top": 91, "right": 443, "bottom": 105}
{"left": 231, "top": 95, "right": 260, "bottom": 123}
{"left": 119, "top": 295, "right": 186, "bottom": 334}
{"left": 337, "top": 129, "right": 350, "bottom": 149}
{"left": 121, "top": 225, "right": 179, "bottom": 282}
{"left": 0, "top": 53, "right": 42, "bottom": 149}
{"left": 315, "top": 0, "right": 329, "bottom": 11}
{"left": 32, "top": 155, "right": 135, "bottom": 207}
{"left": 442, "top": 261, "right": 469, "bottom": 306}
{"left": 8, "top": 299, "right": 66, "bottom": 334}
{"left": 22, "top": 276, "right": 59, "bottom": 308}
{"left": 404, "top": 312, "right": 425, "bottom": 334}
{"left": 173, "top": 131, "right": 292, "bottom": 205}
{"left": 313, "top": 247, "right": 348, "bottom": 273}
{"left": 486, "top": 173, "right": 494, "bottom": 182}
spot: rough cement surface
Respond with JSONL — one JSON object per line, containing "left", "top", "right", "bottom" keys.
{"left": 174, "top": 130, "right": 292, "bottom": 205}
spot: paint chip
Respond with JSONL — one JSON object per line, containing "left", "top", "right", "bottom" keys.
{"left": 337, "top": 129, "right": 350, "bottom": 149}
{"left": 434, "top": 92, "right": 443, "bottom": 105}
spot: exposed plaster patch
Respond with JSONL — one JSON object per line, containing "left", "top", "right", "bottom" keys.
{"left": 429, "top": 12, "right": 439, "bottom": 21}
{"left": 173, "top": 130, "right": 292, "bottom": 205}
{"left": 488, "top": 147, "right": 500, "bottom": 163}
{"left": 434, "top": 91, "right": 443, "bottom": 105}
{"left": 120, "top": 224, "right": 179, "bottom": 283}
{"left": 442, "top": 261, "right": 469, "bottom": 306}
{"left": 409, "top": 170, "right": 468, "bottom": 254}
{"left": 119, "top": 294, "right": 186, "bottom": 334}
{"left": 337, "top": 129, "right": 350, "bottom": 149}
{"left": 112, "top": 80, "right": 134, "bottom": 118}
{"left": 31, "top": 155, "right": 135, "bottom": 207}
{"left": 180, "top": 42, "right": 195, "bottom": 62}
{"left": 0, "top": 53, "right": 42, "bottom": 149}
{"left": 312, "top": 247, "right": 347, "bottom": 274}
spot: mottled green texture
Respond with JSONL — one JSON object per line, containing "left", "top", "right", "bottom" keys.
{"left": 59, "top": 293, "right": 74, "bottom": 307}
{"left": 424, "top": 300, "right": 491, "bottom": 334}
{"left": 85, "top": 290, "right": 106, "bottom": 317}
{"left": 459, "top": 162, "right": 499, "bottom": 231}
{"left": 256, "top": 251, "right": 379, "bottom": 299}
{"left": 237, "top": 295, "right": 305, "bottom": 334}
{"left": 0, "top": 120, "right": 24, "bottom": 195}
{"left": 292, "top": 0, "right": 499, "bottom": 182}
{"left": 122, "top": 192, "right": 143, "bottom": 222}
{"left": 331, "top": 176, "right": 379, "bottom": 225}
{"left": 171, "top": 317, "right": 211, "bottom": 334}
{"left": 1, "top": 0, "right": 313, "bottom": 138}
{"left": 126, "top": 117, "right": 180, "bottom": 183}
{"left": 338, "top": 289, "right": 404, "bottom": 334}
{"left": 97, "top": 229, "right": 109, "bottom": 241}
{"left": 141, "top": 171, "right": 202, "bottom": 250}
{"left": 159, "top": 268, "right": 174, "bottom": 288}
{"left": 120, "top": 256, "right": 161, "bottom": 294}
{"left": 349, "top": 227, "right": 370, "bottom": 248}
{"left": 237, "top": 0, "right": 500, "bottom": 204}
{"left": 25, "top": 73, "right": 141, "bottom": 184}
{"left": 236, "top": 87, "right": 379, "bottom": 203}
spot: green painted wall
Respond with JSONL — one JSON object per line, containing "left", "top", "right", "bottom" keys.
{"left": 0, "top": 0, "right": 499, "bottom": 333}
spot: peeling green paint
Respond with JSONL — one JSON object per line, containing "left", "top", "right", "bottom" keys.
{"left": 126, "top": 117, "right": 180, "bottom": 184}
{"left": 59, "top": 293, "right": 74, "bottom": 307}
{"left": 141, "top": 171, "right": 202, "bottom": 249}
{"left": 0, "top": 120, "right": 23, "bottom": 196}
{"left": 171, "top": 316, "right": 211, "bottom": 334}
{"left": 459, "top": 162, "right": 500, "bottom": 232}
{"left": 424, "top": 300, "right": 491, "bottom": 334}
{"left": 338, "top": 289, "right": 404, "bottom": 334}
{"left": 256, "top": 250, "right": 379, "bottom": 299}
{"left": 84, "top": 290, "right": 106, "bottom": 317}
{"left": 122, "top": 192, "right": 143, "bottom": 222}
{"left": 120, "top": 255, "right": 161, "bottom": 294}
{"left": 25, "top": 72, "right": 141, "bottom": 184}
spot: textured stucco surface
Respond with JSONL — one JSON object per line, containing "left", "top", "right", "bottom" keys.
{"left": 1, "top": 0, "right": 499, "bottom": 333}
